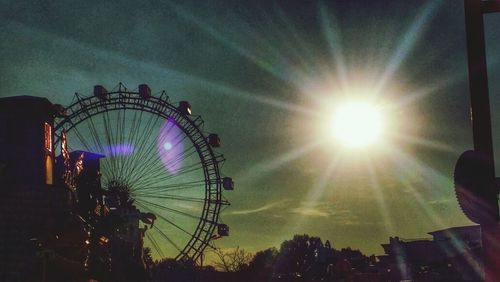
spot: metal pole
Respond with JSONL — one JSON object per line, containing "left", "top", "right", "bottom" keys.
{"left": 464, "top": 1, "right": 500, "bottom": 281}
{"left": 464, "top": 0, "right": 495, "bottom": 160}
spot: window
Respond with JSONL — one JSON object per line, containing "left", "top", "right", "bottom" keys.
{"left": 45, "top": 155, "right": 53, "bottom": 185}
{"left": 44, "top": 122, "right": 52, "bottom": 152}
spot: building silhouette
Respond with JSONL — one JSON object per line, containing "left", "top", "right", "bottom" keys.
{"left": 0, "top": 96, "right": 87, "bottom": 281}
{"left": 378, "top": 225, "right": 482, "bottom": 281}
{"left": 0, "top": 96, "right": 150, "bottom": 281}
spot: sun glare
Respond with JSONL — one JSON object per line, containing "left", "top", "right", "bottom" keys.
{"left": 331, "top": 102, "right": 384, "bottom": 148}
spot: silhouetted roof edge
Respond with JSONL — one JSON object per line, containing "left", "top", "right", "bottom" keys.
{"left": 428, "top": 225, "right": 480, "bottom": 235}
{"left": 0, "top": 95, "right": 53, "bottom": 113}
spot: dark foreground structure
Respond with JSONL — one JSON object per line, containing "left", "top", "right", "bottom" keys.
{"left": 456, "top": 1, "right": 500, "bottom": 281}
{"left": 0, "top": 96, "right": 149, "bottom": 281}
{"left": 379, "top": 226, "right": 482, "bottom": 281}
{"left": 0, "top": 84, "right": 233, "bottom": 281}
{"left": 0, "top": 96, "right": 79, "bottom": 281}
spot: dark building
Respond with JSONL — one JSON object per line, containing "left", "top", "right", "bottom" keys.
{"left": 0, "top": 96, "right": 88, "bottom": 281}
{"left": 0, "top": 95, "right": 154, "bottom": 281}
{"left": 429, "top": 226, "right": 482, "bottom": 281}
{"left": 0, "top": 96, "right": 58, "bottom": 280}
{"left": 378, "top": 225, "right": 482, "bottom": 281}
{"left": 0, "top": 96, "right": 55, "bottom": 187}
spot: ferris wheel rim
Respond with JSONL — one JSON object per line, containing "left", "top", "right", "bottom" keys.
{"left": 53, "top": 89, "right": 226, "bottom": 262}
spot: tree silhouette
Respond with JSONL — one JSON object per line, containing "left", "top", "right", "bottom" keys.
{"left": 143, "top": 247, "right": 154, "bottom": 269}
{"left": 275, "top": 234, "right": 323, "bottom": 276}
{"left": 213, "top": 246, "right": 253, "bottom": 272}
{"left": 247, "top": 247, "right": 278, "bottom": 281}
{"left": 152, "top": 258, "right": 199, "bottom": 282}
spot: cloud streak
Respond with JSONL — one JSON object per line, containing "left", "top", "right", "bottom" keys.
{"left": 289, "top": 201, "right": 374, "bottom": 226}
{"left": 228, "top": 199, "right": 290, "bottom": 216}
{"left": 291, "top": 206, "right": 332, "bottom": 218}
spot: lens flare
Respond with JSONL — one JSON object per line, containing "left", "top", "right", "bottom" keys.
{"left": 163, "top": 142, "right": 173, "bottom": 150}
{"left": 157, "top": 119, "right": 183, "bottom": 174}
{"left": 104, "top": 143, "right": 134, "bottom": 156}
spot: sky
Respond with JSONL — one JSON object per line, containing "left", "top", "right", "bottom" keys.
{"left": 1, "top": 0, "right": 500, "bottom": 257}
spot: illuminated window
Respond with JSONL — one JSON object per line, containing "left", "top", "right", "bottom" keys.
{"left": 44, "top": 122, "right": 52, "bottom": 152}
{"left": 99, "top": 236, "right": 109, "bottom": 245}
{"left": 45, "top": 155, "right": 53, "bottom": 185}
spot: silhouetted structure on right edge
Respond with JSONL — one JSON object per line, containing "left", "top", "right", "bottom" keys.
{"left": 379, "top": 225, "right": 482, "bottom": 281}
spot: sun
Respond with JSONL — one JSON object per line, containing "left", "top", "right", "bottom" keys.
{"left": 331, "top": 101, "right": 384, "bottom": 148}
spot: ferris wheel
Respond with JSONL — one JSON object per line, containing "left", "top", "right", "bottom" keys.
{"left": 53, "top": 83, "right": 232, "bottom": 262}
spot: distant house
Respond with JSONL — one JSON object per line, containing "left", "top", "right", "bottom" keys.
{"left": 378, "top": 225, "right": 482, "bottom": 282}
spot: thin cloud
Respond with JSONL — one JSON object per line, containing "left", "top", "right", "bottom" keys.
{"left": 289, "top": 201, "right": 362, "bottom": 224}
{"left": 427, "top": 198, "right": 455, "bottom": 205}
{"left": 291, "top": 206, "right": 332, "bottom": 218}
{"left": 228, "top": 199, "right": 290, "bottom": 215}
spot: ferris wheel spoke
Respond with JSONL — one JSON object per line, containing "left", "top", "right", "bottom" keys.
{"left": 132, "top": 180, "right": 205, "bottom": 194}
{"left": 128, "top": 122, "right": 190, "bottom": 188}
{"left": 127, "top": 114, "right": 162, "bottom": 174}
{"left": 85, "top": 109, "right": 107, "bottom": 156}
{"left": 67, "top": 119, "right": 94, "bottom": 153}
{"left": 129, "top": 146, "right": 199, "bottom": 189}
{"left": 151, "top": 225, "right": 183, "bottom": 255}
{"left": 133, "top": 178, "right": 203, "bottom": 195}
{"left": 117, "top": 110, "right": 154, "bottom": 176}
{"left": 81, "top": 111, "right": 105, "bottom": 155}
{"left": 130, "top": 113, "right": 159, "bottom": 162}
{"left": 126, "top": 147, "right": 165, "bottom": 188}
{"left": 156, "top": 123, "right": 190, "bottom": 162}
{"left": 158, "top": 147, "right": 198, "bottom": 172}
{"left": 111, "top": 108, "right": 127, "bottom": 175}
{"left": 115, "top": 108, "right": 138, "bottom": 180}
{"left": 134, "top": 184, "right": 204, "bottom": 194}
{"left": 128, "top": 116, "right": 198, "bottom": 189}
{"left": 135, "top": 201, "right": 196, "bottom": 243}
{"left": 108, "top": 109, "right": 121, "bottom": 175}
{"left": 132, "top": 193, "right": 209, "bottom": 204}
{"left": 138, "top": 133, "right": 191, "bottom": 182}
{"left": 135, "top": 198, "right": 201, "bottom": 221}
{"left": 102, "top": 105, "right": 120, "bottom": 179}
{"left": 114, "top": 111, "right": 155, "bottom": 181}
{"left": 115, "top": 108, "right": 125, "bottom": 144}
{"left": 87, "top": 111, "right": 119, "bottom": 180}
{"left": 117, "top": 109, "right": 144, "bottom": 181}
{"left": 151, "top": 183, "right": 202, "bottom": 193}
{"left": 132, "top": 161, "right": 204, "bottom": 189}
{"left": 157, "top": 163, "right": 205, "bottom": 182}
{"left": 68, "top": 128, "right": 90, "bottom": 153}
{"left": 112, "top": 123, "right": 128, "bottom": 182}
{"left": 117, "top": 110, "right": 161, "bottom": 184}
{"left": 145, "top": 231, "right": 165, "bottom": 258}
{"left": 131, "top": 148, "right": 199, "bottom": 189}
{"left": 132, "top": 182, "right": 203, "bottom": 194}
